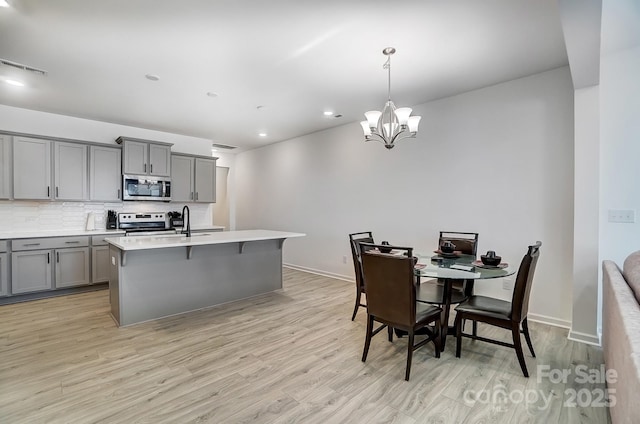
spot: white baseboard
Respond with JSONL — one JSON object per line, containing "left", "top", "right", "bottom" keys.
{"left": 527, "top": 313, "right": 571, "bottom": 329}
{"left": 283, "top": 263, "right": 353, "bottom": 283}
{"left": 568, "top": 329, "right": 601, "bottom": 346}
{"left": 283, "top": 265, "right": 603, "bottom": 346}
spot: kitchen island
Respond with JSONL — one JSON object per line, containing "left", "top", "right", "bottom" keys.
{"left": 105, "top": 229, "right": 305, "bottom": 326}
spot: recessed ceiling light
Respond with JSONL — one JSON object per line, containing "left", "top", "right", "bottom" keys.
{"left": 206, "top": 92, "right": 218, "bottom": 98}
{"left": 4, "top": 79, "right": 24, "bottom": 86}
{"left": 0, "top": 0, "right": 10, "bottom": 8}
{"left": 323, "top": 111, "right": 334, "bottom": 116}
{"left": 145, "top": 74, "right": 160, "bottom": 81}
{"left": 258, "top": 133, "right": 267, "bottom": 137}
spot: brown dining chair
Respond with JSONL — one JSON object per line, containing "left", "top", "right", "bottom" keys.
{"left": 348, "top": 231, "right": 375, "bottom": 321}
{"left": 419, "top": 231, "right": 480, "bottom": 305}
{"left": 453, "top": 241, "right": 542, "bottom": 377}
{"left": 360, "top": 242, "right": 442, "bottom": 381}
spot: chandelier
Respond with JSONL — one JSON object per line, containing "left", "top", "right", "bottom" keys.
{"left": 360, "top": 47, "right": 421, "bottom": 149}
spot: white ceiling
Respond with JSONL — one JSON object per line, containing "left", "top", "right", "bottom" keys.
{"left": 0, "top": 0, "right": 570, "bottom": 151}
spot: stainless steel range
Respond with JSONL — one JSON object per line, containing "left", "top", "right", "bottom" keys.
{"left": 118, "top": 212, "right": 178, "bottom": 236}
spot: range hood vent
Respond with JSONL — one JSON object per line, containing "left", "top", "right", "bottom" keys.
{"left": 211, "top": 143, "right": 237, "bottom": 150}
{"left": 0, "top": 58, "right": 48, "bottom": 76}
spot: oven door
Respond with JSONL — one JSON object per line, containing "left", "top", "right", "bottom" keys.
{"left": 122, "top": 175, "right": 171, "bottom": 201}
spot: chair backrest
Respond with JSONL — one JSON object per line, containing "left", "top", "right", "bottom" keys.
{"left": 360, "top": 242, "right": 416, "bottom": 327}
{"left": 510, "top": 241, "right": 542, "bottom": 321}
{"left": 349, "top": 232, "right": 374, "bottom": 289}
{"left": 439, "top": 231, "right": 479, "bottom": 256}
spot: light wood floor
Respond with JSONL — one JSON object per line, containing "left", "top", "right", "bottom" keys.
{"left": 0, "top": 268, "right": 610, "bottom": 423}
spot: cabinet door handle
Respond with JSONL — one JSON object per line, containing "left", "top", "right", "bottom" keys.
{"left": 195, "top": 192, "right": 198, "bottom": 201}
{"left": 150, "top": 164, "right": 153, "bottom": 173}
{"left": 47, "top": 186, "right": 50, "bottom": 197}
{"left": 65, "top": 241, "right": 80, "bottom": 244}
{"left": 56, "top": 187, "right": 59, "bottom": 198}
{"left": 56, "top": 252, "right": 59, "bottom": 263}
{"left": 190, "top": 192, "right": 193, "bottom": 200}
{"left": 47, "top": 253, "right": 50, "bottom": 263}
{"left": 117, "top": 189, "right": 121, "bottom": 199}
{"left": 144, "top": 163, "right": 147, "bottom": 173}
{"left": 24, "top": 243, "right": 41, "bottom": 246}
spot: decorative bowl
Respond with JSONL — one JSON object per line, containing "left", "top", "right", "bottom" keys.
{"left": 480, "top": 255, "right": 502, "bottom": 266}
{"left": 440, "top": 241, "right": 456, "bottom": 254}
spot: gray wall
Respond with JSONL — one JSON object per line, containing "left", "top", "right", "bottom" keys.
{"left": 235, "top": 67, "right": 575, "bottom": 326}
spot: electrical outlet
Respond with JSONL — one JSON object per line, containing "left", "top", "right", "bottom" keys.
{"left": 608, "top": 209, "right": 635, "bottom": 223}
{"left": 342, "top": 255, "right": 347, "bottom": 264}
{"left": 502, "top": 279, "right": 513, "bottom": 291}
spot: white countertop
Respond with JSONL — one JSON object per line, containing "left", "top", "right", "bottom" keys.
{"left": 0, "top": 229, "right": 126, "bottom": 239}
{"left": 187, "top": 225, "right": 226, "bottom": 231}
{"left": 105, "top": 229, "right": 305, "bottom": 251}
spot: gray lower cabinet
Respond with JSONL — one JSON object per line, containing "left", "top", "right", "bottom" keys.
{"left": 0, "top": 252, "right": 8, "bottom": 297}
{"left": 11, "top": 236, "right": 91, "bottom": 294}
{"left": 11, "top": 250, "right": 53, "bottom": 294}
{"left": 55, "top": 247, "right": 90, "bottom": 288}
{"left": 92, "top": 246, "right": 110, "bottom": 283}
{"left": 91, "top": 234, "right": 111, "bottom": 283}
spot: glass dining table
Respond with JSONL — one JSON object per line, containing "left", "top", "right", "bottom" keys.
{"left": 413, "top": 252, "right": 516, "bottom": 350}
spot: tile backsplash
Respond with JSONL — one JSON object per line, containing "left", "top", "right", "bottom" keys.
{"left": 0, "top": 201, "right": 213, "bottom": 232}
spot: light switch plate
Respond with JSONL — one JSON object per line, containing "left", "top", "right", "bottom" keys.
{"left": 608, "top": 209, "right": 635, "bottom": 223}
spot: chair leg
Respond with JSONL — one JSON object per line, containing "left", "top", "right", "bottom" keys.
{"left": 352, "top": 288, "right": 362, "bottom": 321}
{"left": 362, "top": 315, "right": 374, "bottom": 362}
{"left": 512, "top": 323, "right": 529, "bottom": 377}
{"left": 455, "top": 313, "right": 463, "bottom": 358}
{"left": 472, "top": 321, "right": 478, "bottom": 337}
{"left": 434, "top": 319, "right": 441, "bottom": 359}
{"left": 522, "top": 318, "right": 536, "bottom": 357}
{"left": 405, "top": 331, "right": 415, "bottom": 381}
{"left": 388, "top": 325, "right": 393, "bottom": 342}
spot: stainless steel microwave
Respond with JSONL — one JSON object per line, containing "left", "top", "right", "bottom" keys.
{"left": 122, "top": 174, "right": 171, "bottom": 202}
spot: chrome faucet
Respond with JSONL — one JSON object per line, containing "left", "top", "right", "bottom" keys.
{"left": 181, "top": 205, "right": 191, "bottom": 237}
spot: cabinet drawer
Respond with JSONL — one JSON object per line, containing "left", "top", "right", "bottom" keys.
{"left": 0, "top": 240, "right": 7, "bottom": 253}
{"left": 12, "top": 236, "right": 89, "bottom": 251}
{"left": 91, "top": 235, "right": 109, "bottom": 246}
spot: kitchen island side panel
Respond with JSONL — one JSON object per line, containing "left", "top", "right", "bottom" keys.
{"left": 111, "top": 239, "right": 283, "bottom": 326}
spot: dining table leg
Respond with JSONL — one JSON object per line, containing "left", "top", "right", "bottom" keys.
{"left": 439, "top": 280, "right": 453, "bottom": 352}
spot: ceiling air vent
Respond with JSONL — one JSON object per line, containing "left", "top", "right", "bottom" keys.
{"left": 0, "top": 58, "right": 48, "bottom": 76}
{"left": 211, "top": 143, "right": 237, "bottom": 150}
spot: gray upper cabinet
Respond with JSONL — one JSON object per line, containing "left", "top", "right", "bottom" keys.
{"left": 118, "top": 137, "right": 172, "bottom": 177}
{"left": 171, "top": 154, "right": 194, "bottom": 202}
{"left": 122, "top": 139, "right": 147, "bottom": 175}
{"left": 90, "top": 145, "right": 122, "bottom": 201}
{"left": 0, "top": 135, "right": 11, "bottom": 199}
{"left": 194, "top": 157, "right": 216, "bottom": 203}
{"left": 171, "top": 154, "right": 216, "bottom": 203}
{"left": 13, "top": 136, "right": 88, "bottom": 201}
{"left": 54, "top": 141, "right": 87, "bottom": 201}
{"left": 149, "top": 144, "right": 171, "bottom": 177}
{"left": 13, "top": 136, "right": 52, "bottom": 200}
